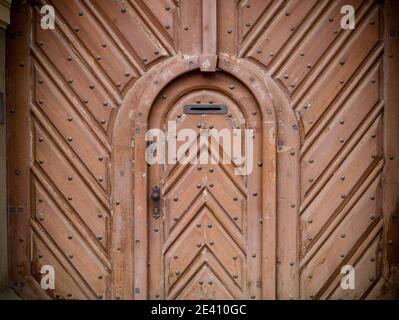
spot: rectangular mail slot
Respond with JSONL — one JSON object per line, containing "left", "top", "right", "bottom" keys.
{"left": 184, "top": 104, "right": 228, "bottom": 114}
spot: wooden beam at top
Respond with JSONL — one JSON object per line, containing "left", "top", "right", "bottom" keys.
{"left": 200, "top": 0, "right": 218, "bottom": 72}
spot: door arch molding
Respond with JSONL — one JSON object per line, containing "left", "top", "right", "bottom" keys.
{"left": 111, "top": 54, "right": 300, "bottom": 300}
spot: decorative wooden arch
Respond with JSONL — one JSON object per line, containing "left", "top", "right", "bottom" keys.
{"left": 111, "top": 54, "right": 300, "bottom": 300}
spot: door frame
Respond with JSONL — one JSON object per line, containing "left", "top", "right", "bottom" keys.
{"left": 111, "top": 54, "right": 300, "bottom": 300}
{"left": 147, "top": 70, "right": 265, "bottom": 300}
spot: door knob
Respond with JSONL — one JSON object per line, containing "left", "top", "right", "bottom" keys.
{"left": 151, "top": 185, "right": 161, "bottom": 219}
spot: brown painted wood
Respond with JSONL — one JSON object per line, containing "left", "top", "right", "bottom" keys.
{"left": 6, "top": 1, "right": 32, "bottom": 295}
{"left": 148, "top": 72, "right": 262, "bottom": 300}
{"left": 200, "top": 0, "right": 217, "bottom": 72}
{"left": 383, "top": 0, "right": 399, "bottom": 287}
{"left": 5, "top": 0, "right": 399, "bottom": 300}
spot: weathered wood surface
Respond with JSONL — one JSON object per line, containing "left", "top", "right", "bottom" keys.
{"left": 6, "top": 0, "right": 398, "bottom": 299}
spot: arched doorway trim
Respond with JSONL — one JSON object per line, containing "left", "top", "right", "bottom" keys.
{"left": 111, "top": 54, "right": 300, "bottom": 300}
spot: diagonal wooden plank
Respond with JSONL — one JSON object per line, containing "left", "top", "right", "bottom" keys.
{"left": 296, "top": 5, "right": 382, "bottom": 136}
{"left": 33, "top": 121, "right": 110, "bottom": 250}
{"left": 274, "top": 0, "right": 365, "bottom": 95}
{"left": 301, "top": 119, "right": 383, "bottom": 262}
{"left": 32, "top": 180, "right": 109, "bottom": 296}
{"left": 245, "top": 0, "right": 322, "bottom": 67}
{"left": 141, "top": 0, "right": 178, "bottom": 44}
{"left": 50, "top": 0, "right": 138, "bottom": 93}
{"left": 176, "top": 264, "right": 235, "bottom": 300}
{"left": 165, "top": 192, "right": 246, "bottom": 251}
{"left": 168, "top": 254, "right": 243, "bottom": 300}
{"left": 325, "top": 232, "right": 381, "bottom": 300}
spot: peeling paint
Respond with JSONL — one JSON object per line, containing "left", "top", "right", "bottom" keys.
{"left": 128, "top": 110, "right": 134, "bottom": 120}
{"left": 202, "top": 58, "right": 210, "bottom": 70}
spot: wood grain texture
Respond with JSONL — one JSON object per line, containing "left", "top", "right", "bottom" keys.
{"left": 383, "top": 0, "right": 399, "bottom": 289}
{"left": 6, "top": 0, "right": 398, "bottom": 300}
{"left": 148, "top": 72, "right": 262, "bottom": 300}
{"left": 200, "top": 0, "right": 217, "bottom": 71}
{"left": 7, "top": 1, "right": 31, "bottom": 294}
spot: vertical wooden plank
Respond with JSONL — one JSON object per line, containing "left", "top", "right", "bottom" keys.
{"left": 0, "top": 27, "right": 7, "bottom": 292}
{"left": 111, "top": 118, "right": 135, "bottom": 300}
{"left": 262, "top": 113, "right": 277, "bottom": 300}
{"left": 0, "top": 0, "right": 10, "bottom": 293}
{"left": 6, "top": 1, "right": 31, "bottom": 291}
{"left": 202, "top": 0, "right": 217, "bottom": 55}
{"left": 217, "top": 0, "right": 236, "bottom": 56}
{"left": 383, "top": 0, "right": 399, "bottom": 285}
{"left": 178, "top": 0, "right": 202, "bottom": 55}
{"left": 200, "top": 0, "right": 217, "bottom": 71}
{"left": 277, "top": 137, "right": 300, "bottom": 300}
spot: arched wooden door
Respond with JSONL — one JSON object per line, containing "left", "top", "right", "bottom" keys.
{"left": 147, "top": 72, "right": 263, "bottom": 300}
{"left": 117, "top": 56, "right": 279, "bottom": 300}
{"left": 7, "top": 0, "right": 397, "bottom": 301}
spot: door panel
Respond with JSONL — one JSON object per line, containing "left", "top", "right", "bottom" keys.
{"left": 5, "top": 0, "right": 398, "bottom": 300}
{"left": 148, "top": 72, "right": 262, "bottom": 300}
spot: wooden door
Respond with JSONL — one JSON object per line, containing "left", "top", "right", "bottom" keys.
{"left": 148, "top": 72, "right": 262, "bottom": 300}
{"left": 5, "top": 0, "right": 399, "bottom": 300}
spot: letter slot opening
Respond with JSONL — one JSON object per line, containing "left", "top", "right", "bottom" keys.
{"left": 183, "top": 104, "right": 228, "bottom": 114}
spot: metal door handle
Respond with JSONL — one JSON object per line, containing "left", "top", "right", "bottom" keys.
{"left": 151, "top": 185, "right": 161, "bottom": 219}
